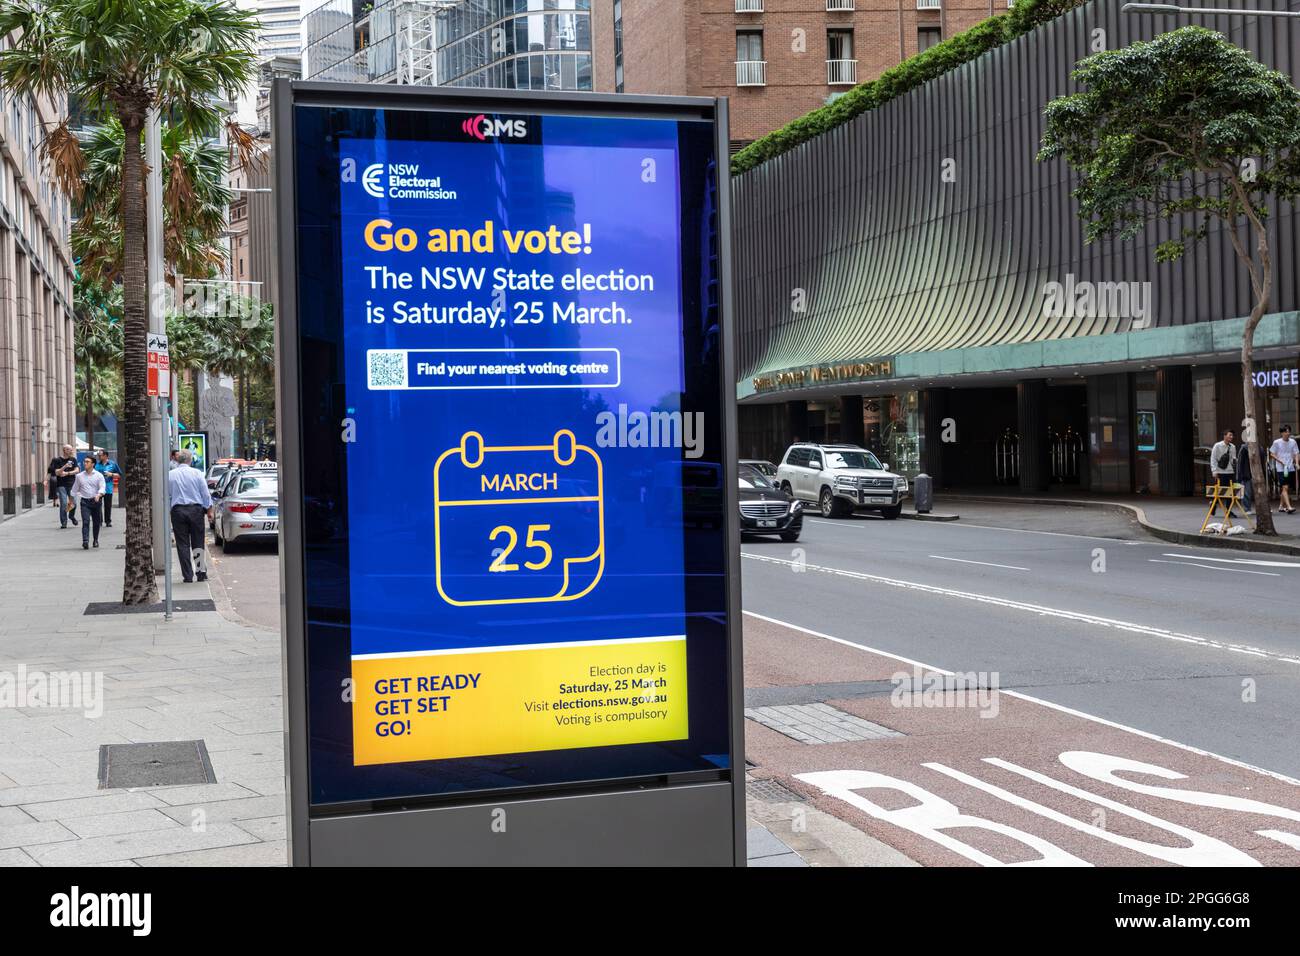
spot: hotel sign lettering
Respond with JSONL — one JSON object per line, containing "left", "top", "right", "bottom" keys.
{"left": 752, "top": 358, "right": 895, "bottom": 393}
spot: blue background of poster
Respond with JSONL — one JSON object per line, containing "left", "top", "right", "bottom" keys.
{"left": 338, "top": 117, "right": 689, "bottom": 658}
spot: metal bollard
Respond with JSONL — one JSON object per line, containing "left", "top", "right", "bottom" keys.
{"left": 914, "top": 473, "right": 933, "bottom": 514}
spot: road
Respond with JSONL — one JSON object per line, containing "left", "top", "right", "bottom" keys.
{"left": 743, "top": 506, "right": 1300, "bottom": 775}
{"left": 211, "top": 502, "right": 1300, "bottom": 865}
{"left": 739, "top": 503, "right": 1300, "bottom": 866}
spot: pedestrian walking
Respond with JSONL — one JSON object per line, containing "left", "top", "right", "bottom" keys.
{"left": 46, "top": 444, "right": 79, "bottom": 528}
{"left": 167, "top": 449, "right": 212, "bottom": 583}
{"left": 94, "top": 449, "right": 123, "bottom": 527}
{"left": 71, "top": 456, "right": 105, "bottom": 549}
{"left": 1210, "top": 429, "right": 1237, "bottom": 515}
{"left": 1270, "top": 424, "right": 1299, "bottom": 514}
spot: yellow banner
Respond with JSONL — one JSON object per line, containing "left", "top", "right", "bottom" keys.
{"left": 351, "top": 636, "right": 688, "bottom": 765}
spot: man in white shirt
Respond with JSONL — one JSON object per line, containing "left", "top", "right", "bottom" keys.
{"left": 70, "top": 456, "right": 106, "bottom": 549}
{"left": 167, "top": 449, "right": 213, "bottom": 583}
{"left": 1270, "top": 425, "right": 1299, "bottom": 514}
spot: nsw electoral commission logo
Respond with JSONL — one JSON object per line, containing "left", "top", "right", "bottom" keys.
{"left": 345, "top": 159, "right": 457, "bottom": 202}
{"left": 462, "top": 113, "right": 527, "bottom": 141}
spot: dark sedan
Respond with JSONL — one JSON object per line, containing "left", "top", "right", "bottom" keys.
{"left": 738, "top": 463, "right": 802, "bottom": 542}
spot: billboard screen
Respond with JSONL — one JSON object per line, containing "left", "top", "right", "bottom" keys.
{"left": 286, "top": 93, "right": 734, "bottom": 808}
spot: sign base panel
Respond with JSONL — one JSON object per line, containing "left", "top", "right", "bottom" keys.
{"left": 308, "top": 780, "right": 737, "bottom": 866}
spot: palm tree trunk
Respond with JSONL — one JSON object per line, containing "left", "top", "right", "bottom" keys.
{"left": 119, "top": 115, "right": 159, "bottom": 603}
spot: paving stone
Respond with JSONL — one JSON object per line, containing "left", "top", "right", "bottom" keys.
{"left": 158, "top": 794, "right": 285, "bottom": 826}
{"left": 25, "top": 823, "right": 258, "bottom": 866}
{"left": 0, "top": 820, "right": 77, "bottom": 850}
{"left": 63, "top": 809, "right": 182, "bottom": 839}
{"left": 24, "top": 791, "right": 165, "bottom": 822}
{"left": 147, "top": 782, "right": 258, "bottom": 806}
{"left": 135, "top": 840, "right": 287, "bottom": 867}
{"left": 0, "top": 847, "right": 38, "bottom": 866}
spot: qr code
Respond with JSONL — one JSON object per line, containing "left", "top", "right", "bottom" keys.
{"left": 367, "top": 350, "right": 407, "bottom": 389}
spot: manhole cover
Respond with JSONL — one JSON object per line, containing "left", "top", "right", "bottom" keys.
{"left": 98, "top": 740, "right": 217, "bottom": 789}
{"left": 745, "top": 702, "right": 904, "bottom": 744}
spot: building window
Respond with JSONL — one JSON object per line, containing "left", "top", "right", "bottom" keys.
{"left": 736, "top": 30, "right": 765, "bottom": 85}
{"left": 736, "top": 30, "right": 764, "bottom": 63}
{"left": 826, "top": 28, "right": 855, "bottom": 85}
{"left": 918, "top": 27, "right": 942, "bottom": 52}
{"left": 613, "top": 0, "right": 624, "bottom": 93}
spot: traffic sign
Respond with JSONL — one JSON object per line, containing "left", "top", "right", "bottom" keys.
{"left": 147, "top": 332, "right": 170, "bottom": 398}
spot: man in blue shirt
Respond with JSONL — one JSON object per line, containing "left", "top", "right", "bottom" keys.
{"left": 167, "top": 449, "right": 213, "bottom": 583}
{"left": 94, "top": 450, "right": 124, "bottom": 528}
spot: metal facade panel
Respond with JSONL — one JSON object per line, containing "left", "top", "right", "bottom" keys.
{"left": 733, "top": 0, "right": 1300, "bottom": 384}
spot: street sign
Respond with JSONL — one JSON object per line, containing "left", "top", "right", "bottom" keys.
{"left": 146, "top": 332, "right": 170, "bottom": 398}
{"left": 275, "top": 81, "right": 742, "bottom": 866}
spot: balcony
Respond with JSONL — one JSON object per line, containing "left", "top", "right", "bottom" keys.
{"left": 826, "top": 58, "right": 857, "bottom": 85}
{"left": 736, "top": 60, "right": 767, "bottom": 86}
{"left": 735, "top": 0, "right": 763, "bottom": 11}
{"left": 917, "top": 0, "right": 941, "bottom": 7}
{"left": 826, "top": 0, "right": 855, "bottom": 10}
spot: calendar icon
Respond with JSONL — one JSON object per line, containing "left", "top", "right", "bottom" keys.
{"left": 433, "top": 430, "right": 605, "bottom": 607}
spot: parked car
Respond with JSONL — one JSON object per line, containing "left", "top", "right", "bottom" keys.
{"left": 213, "top": 469, "right": 279, "bottom": 551}
{"left": 775, "top": 442, "right": 908, "bottom": 519}
{"left": 738, "top": 463, "right": 801, "bottom": 542}
{"left": 740, "top": 458, "right": 778, "bottom": 478}
{"left": 211, "top": 463, "right": 277, "bottom": 532}
{"left": 206, "top": 462, "right": 232, "bottom": 490}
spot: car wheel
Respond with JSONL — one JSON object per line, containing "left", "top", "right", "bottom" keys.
{"left": 820, "top": 487, "right": 845, "bottom": 518}
{"left": 212, "top": 522, "right": 223, "bottom": 544}
{"left": 780, "top": 530, "right": 800, "bottom": 542}
{"left": 880, "top": 504, "right": 902, "bottom": 520}
{"left": 780, "top": 481, "right": 792, "bottom": 495}
{"left": 221, "top": 535, "right": 237, "bottom": 554}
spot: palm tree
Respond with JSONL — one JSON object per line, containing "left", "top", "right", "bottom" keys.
{"left": 74, "top": 118, "right": 234, "bottom": 289}
{"left": 73, "top": 275, "right": 124, "bottom": 451}
{"left": 207, "top": 294, "right": 274, "bottom": 457}
{"left": 0, "top": 0, "right": 259, "bottom": 603}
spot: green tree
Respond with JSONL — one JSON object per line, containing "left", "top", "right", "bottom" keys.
{"left": 74, "top": 118, "right": 234, "bottom": 289}
{"left": 73, "top": 276, "right": 124, "bottom": 450}
{"left": 0, "top": 0, "right": 259, "bottom": 601}
{"left": 206, "top": 293, "right": 274, "bottom": 458}
{"left": 1039, "top": 26, "right": 1300, "bottom": 536}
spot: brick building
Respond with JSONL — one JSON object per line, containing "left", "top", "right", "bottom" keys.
{"left": 592, "top": 0, "right": 1008, "bottom": 148}
{"left": 0, "top": 50, "right": 77, "bottom": 518}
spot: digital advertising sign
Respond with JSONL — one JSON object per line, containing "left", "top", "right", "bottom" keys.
{"left": 275, "top": 83, "right": 742, "bottom": 866}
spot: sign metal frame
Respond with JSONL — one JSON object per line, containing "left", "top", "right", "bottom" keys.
{"left": 273, "top": 80, "right": 745, "bottom": 866}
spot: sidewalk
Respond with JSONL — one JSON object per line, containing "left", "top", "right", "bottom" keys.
{"left": 946, "top": 488, "right": 1300, "bottom": 555}
{"left": 0, "top": 506, "right": 835, "bottom": 868}
{"left": 0, "top": 506, "right": 285, "bottom": 866}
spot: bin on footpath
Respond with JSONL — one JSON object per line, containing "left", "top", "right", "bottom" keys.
{"left": 914, "top": 473, "right": 933, "bottom": 514}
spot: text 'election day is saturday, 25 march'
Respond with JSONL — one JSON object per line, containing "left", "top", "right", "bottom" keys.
{"left": 339, "top": 114, "right": 694, "bottom": 767}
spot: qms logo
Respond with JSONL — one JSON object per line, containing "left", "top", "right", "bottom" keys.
{"left": 462, "top": 114, "right": 527, "bottom": 141}
{"left": 361, "top": 163, "right": 385, "bottom": 198}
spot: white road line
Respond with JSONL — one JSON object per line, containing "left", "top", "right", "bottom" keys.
{"left": 1161, "top": 552, "right": 1300, "bottom": 569}
{"left": 928, "top": 555, "right": 1029, "bottom": 571}
{"left": 1148, "top": 558, "right": 1280, "bottom": 577}
{"left": 743, "top": 609, "right": 1300, "bottom": 788}
{"left": 741, "top": 551, "right": 1300, "bottom": 666}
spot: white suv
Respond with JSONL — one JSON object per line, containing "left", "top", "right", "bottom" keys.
{"left": 776, "top": 443, "right": 908, "bottom": 520}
